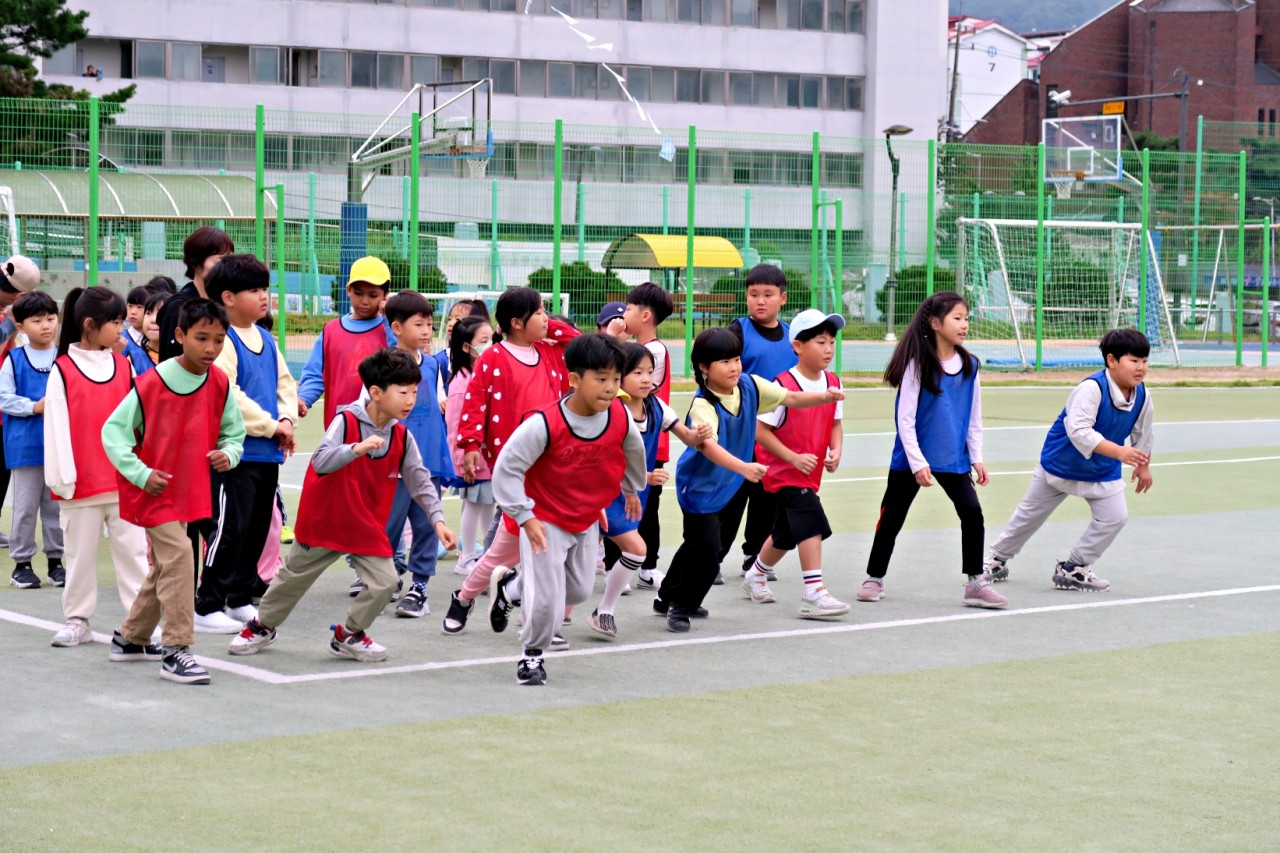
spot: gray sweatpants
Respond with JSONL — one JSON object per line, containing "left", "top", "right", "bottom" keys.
{"left": 510, "top": 520, "right": 597, "bottom": 655}
{"left": 9, "top": 465, "right": 63, "bottom": 562}
{"left": 989, "top": 466, "right": 1128, "bottom": 567}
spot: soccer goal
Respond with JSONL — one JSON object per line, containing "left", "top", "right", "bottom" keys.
{"left": 956, "top": 218, "right": 1181, "bottom": 368}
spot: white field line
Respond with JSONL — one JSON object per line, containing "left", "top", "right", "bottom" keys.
{"left": 822, "top": 454, "right": 1280, "bottom": 485}
{"left": 7, "top": 585, "right": 1275, "bottom": 686}
{"left": 846, "top": 418, "right": 1280, "bottom": 438}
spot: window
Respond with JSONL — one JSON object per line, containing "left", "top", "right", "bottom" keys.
{"left": 801, "top": 75, "right": 821, "bottom": 108}
{"left": 778, "top": 74, "right": 800, "bottom": 107}
{"left": 644, "top": 0, "right": 672, "bottom": 19}
{"left": 411, "top": 55, "right": 439, "bottom": 85}
{"left": 463, "top": 58, "right": 489, "bottom": 81}
{"left": 575, "top": 64, "right": 598, "bottom": 99}
{"left": 599, "top": 65, "right": 622, "bottom": 100}
{"left": 800, "top": 0, "right": 822, "bottom": 29}
{"left": 677, "top": 0, "right": 700, "bottom": 22}
{"left": 753, "top": 151, "right": 775, "bottom": 184}
{"left": 45, "top": 43, "right": 76, "bottom": 75}
{"left": 846, "top": 0, "right": 864, "bottom": 32}
{"left": 827, "top": 76, "right": 844, "bottom": 110}
{"left": 729, "top": 72, "right": 752, "bottom": 105}
{"left": 491, "top": 59, "right": 516, "bottom": 94}
{"left": 464, "top": 0, "right": 490, "bottom": 9}
{"left": 753, "top": 73, "right": 775, "bottom": 107}
{"left": 493, "top": 0, "right": 518, "bottom": 9}
{"left": 136, "top": 41, "right": 165, "bottom": 78}
{"left": 350, "top": 52, "right": 376, "bottom": 88}
{"left": 675, "top": 69, "right": 699, "bottom": 103}
{"left": 378, "top": 54, "right": 404, "bottom": 89}
{"left": 826, "top": 0, "right": 843, "bottom": 32}
{"left": 700, "top": 70, "right": 725, "bottom": 104}
{"left": 318, "top": 50, "right": 346, "bottom": 87}
{"left": 172, "top": 43, "right": 202, "bottom": 81}
{"left": 548, "top": 62, "right": 573, "bottom": 97}
{"left": 627, "top": 67, "right": 650, "bottom": 101}
{"left": 599, "top": 0, "right": 624, "bottom": 17}
{"left": 573, "top": 0, "right": 598, "bottom": 15}
{"left": 781, "top": 0, "right": 800, "bottom": 28}
{"left": 846, "top": 76, "right": 863, "bottom": 110}
{"left": 520, "top": 60, "right": 546, "bottom": 96}
{"left": 731, "top": 0, "right": 753, "bottom": 25}
{"left": 251, "top": 47, "right": 281, "bottom": 84}
{"left": 822, "top": 152, "right": 863, "bottom": 188}
{"left": 702, "top": 0, "right": 725, "bottom": 25}
{"left": 626, "top": 0, "right": 642, "bottom": 20}
{"left": 651, "top": 68, "right": 674, "bottom": 103}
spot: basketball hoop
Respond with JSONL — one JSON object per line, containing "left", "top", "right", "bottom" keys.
{"left": 1049, "top": 169, "right": 1085, "bottom": 200}
{"left": 465, "top": 158, "right": 489, "bottom": 179}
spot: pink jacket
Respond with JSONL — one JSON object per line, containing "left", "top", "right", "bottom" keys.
{"left": 447, "top": 368, "right": 492, "bottom": 482}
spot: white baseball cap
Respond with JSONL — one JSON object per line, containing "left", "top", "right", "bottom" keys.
{"left": 788, "top": 308, "right": 846, "bottom": 342}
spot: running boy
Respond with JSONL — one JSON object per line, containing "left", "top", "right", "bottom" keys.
{"left": 297, "top": 256, "right": 396, "bottom": 427}
{"left": 203, "top": 254, "right": 298, "bottom": 631}
{"left": 984, "top": 329, "right": 1154, "bottom": 592}
{"left": 230, "top": 348, "right": 456, "bottom": 662}
{"left": 718, "top": 265, "right": 798, "bottom": 583}
{"left": 491, "top": 334, "right": 646, "bottom": 684}
{"left": 107, "top": 299, "right": 246, "bottom": 685}
{"left": 747, "top": 309, "right": 851, "bottom": 619}
{"left": 1, "top": 291, "right": 64, "bottom": 588}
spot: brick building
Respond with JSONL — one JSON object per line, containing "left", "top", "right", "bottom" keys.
{"left": 966, "top": 0, "right": 1280, "bottom": 148}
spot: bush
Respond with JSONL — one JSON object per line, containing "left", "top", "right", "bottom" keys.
{"left": 710, "top": 267, "right": 813, "bottom": 318}
{"left": 526, "top": 262, "right": 627, "bottom": 327}
{"left": 874, "top": 265, "right": 957, "bottom": 317}
{"left": 329, "top": 258, "right": 449, "bottom": 310}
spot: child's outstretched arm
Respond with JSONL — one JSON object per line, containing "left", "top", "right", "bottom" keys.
{"left": 699, "top": 438, "right": 767, "bottom": 483}
{"left": 295, "top": 332, "right": 326, "bottom": 417}
{"left": 779, "top": 385, "right": 846, "bottom": 409}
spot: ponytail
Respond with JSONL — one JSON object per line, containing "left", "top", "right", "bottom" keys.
{"left": 57, "top": 285, "right": 126, "bottom": 356}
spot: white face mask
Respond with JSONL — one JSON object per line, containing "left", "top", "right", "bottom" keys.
{"left": 469, "top": 341, "right": 490, "bottom": 359}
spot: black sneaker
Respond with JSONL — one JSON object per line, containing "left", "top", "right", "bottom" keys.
{"left": 442, "top": 590, "right": 473, "bottom": 635}
{"left": 109, "top": 630, "right": 163, "bottom": 662}
{"left": 47, "top": 559, "right": 66, "bottom": 588}
{"left": 161, "top": 646, "right": 211, "bottom": 685}
{"left": 666, "top": 606, "right": 691, "bottom": 633}
{"left": 489, "top": 567, "right": 518, "bottom": 633}
{"left": 9, "top": 562, "right": 39, "bottom": 589}
{"left": 517, "top": 655, "right": 547, "bottom": 686}
{"left": 395, "top": 585, "right": 428, "bottom": 618}
{"left": 711, "top": 570, "right": 724, "bottom": 586}
{"left": 652, "top": 598, "right": 708, "bottom": 618}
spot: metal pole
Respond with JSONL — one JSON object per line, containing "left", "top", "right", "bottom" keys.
{"left": 810, "top": 131, "right": 820, "bottom": 294}
{"left": 662, "top": 183, "right": 672, "bottom": 291}
{"left": 925, "top": 138, "right": 937, "bottom": 295}
{"left": 401, "top": 176, "right": 411, "bottom": 258}
{"left": 1190, "top": 115, "right": 1204, "bottom": 324}
{"left": 885, "top": 134, "right": 901, "bottom": 342}
{"left": 275, "top": 184, "right": 286, "bottom": 352}
{"left": 409, "top": 111, "right": 421, "bottom": 292}
{"left": 1035, "top": 142, "right": 1046, "bottom": 370}
{"left": 308, "top": 171, "right": 318, "bottom": 313}
{"left": 834, "top": 199, "right": 844, "bottom": 375}
{"left": 576, "top": 182, "right": 585, "bottom": 263}
{"left": 819, "top": 190, "right": 829, "bottom": 311}
{"left": 1263, "top": 215, "right": 1271, "bottom": 368}
{"left": 87, "top": 97, "right": 99, "bottom": 287}
{"left": 490, "top": 179, "right": 499, "bottom": 292}
{"left": 255, "top": 104, "right": 265, "bottom": 259}
{"left": 685, "top": 125, "right": 697, "bottom": 379}
{"left": 898, "top": 191, "right": 907, "bottom": 270}
{"left": 552, "top": 119, "right": 563, "bottom": 306}
{"left": 1237, "top": 150, "right": 1247, "bottom": 367}
{"left": 1140, "top": 148, "right": 1150, "bottom": 334}
{"left": 744, "top": 187, "right": 751, "bottom": 251}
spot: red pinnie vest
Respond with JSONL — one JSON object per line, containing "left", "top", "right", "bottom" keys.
{"left": 321, "top": 319, "right": 390, "bottom": 428}
{"left": 53, "top": 352, "right": 133, "bottom": 502}
{"left": 644, "top": 339, "right": 673, "bottom": 464}
{"left": 757, "top": 369, "right": 840, "bottom": 494}
{"left": 294, "top": 409, "right": 407, "bottom": 556}
{"left": 521, "top": 398, "right": 630, "bottom": 535}
{"left": 117, "top": 367, "right": 229, "bottom": 527}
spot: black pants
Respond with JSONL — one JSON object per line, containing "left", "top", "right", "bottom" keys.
{"left": 0, "top": 419, "right": 10, "bottom": 516}
{"left": 715, "top": 477, "right": 778, "bottom": 570}
{"left": 197, "top": 461, "right": 278, "bottom": 614}
{"left": 658, "top": 507, "right": 731, "bottom": 611}
{"left": 866, "top": 468, "right": 985, "bottom": 578}
{"left": 637, "top": 465, "right": 664, "bottom": 572}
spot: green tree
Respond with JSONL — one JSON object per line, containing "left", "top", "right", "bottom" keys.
{"left": 527, "top": 262, "right": 626, "bottom": 326}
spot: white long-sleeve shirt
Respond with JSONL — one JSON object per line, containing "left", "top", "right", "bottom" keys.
{"left": 43, "top": 345, "right": 134, "bottom": 507}
{"left": 1039, "top": 370, "right": 1155, "bottom": 499}
{"left": 896, "top": 353, "right": 983, "bottom": 473}
{"left": 0, "top": 345, "right": 56, "bottom": 417}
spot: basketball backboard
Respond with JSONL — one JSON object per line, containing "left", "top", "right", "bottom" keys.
{"left": 1042, "top": 115, "right": 1123, "bottom": 183}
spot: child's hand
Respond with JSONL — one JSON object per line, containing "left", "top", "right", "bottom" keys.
{"left": 599, "top": 508, "right": 609, "bottom": 533}
{"left": 111, "top": 335, "right": 128, "bottom": 354}
{"left": 790, "top": 452, "right": 818, "bottom": 475}
{"left": 647, "top": 469, "right": 670, "bottom": 487}
{"left": 522, "top": 518, "right": 548, "bottom": 554}
{"left": 207, "top": 450, "right": 232, "bottom": 472}
{"left": 353, "top": 436, "right": 384, "bottom": 457}
{"left": 624, "top": 493, "right": 642, "bottom": 522}
{"left": 1117, "top": 446, "right": 1149, "bottom": 467}
{"left": 824, "top": 387, "right": 847, "bottom": 403}
{"left": 972, "top": 462, "right": 989, "bottom": 486}
{"left": 824, "top": 448, "right": 841, "bottom": 472}
{"left": 741, "top": 462, "right": 768, "bottom": 483}
{"left": 914, "top": 466, "right": 933, "bottom": 487}
{"left": 31, "top": 398, "right": 45, "bottom": 415}
{"left": 605, "top": 317, "right": 629, "bottom": 339}
{"left": 434, "top": 521, "right": 457, "bottom": 551}
{"left": 1132, "top": 464, "right": 1153, "bottom": 494}
{"left": 275, "top": 419, "right": 296, "bottom": 455}
{"left": 693, "top": 423, "right": 713, "bottom": 445}
{"left": 439, "top": 398, "right": 447, "bottom": 414}
{"left": 297, "top": 400, "right": 309, "bottom": 418}
{"left": 462, "top": 450, "right": 483, "bottom": 483}
{"left": 144, "top": 469, "right": 172, "bottom": 496}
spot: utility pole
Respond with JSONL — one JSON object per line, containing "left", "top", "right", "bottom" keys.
{"left": 947, "top": 21, "right": 965, "bottom": 141}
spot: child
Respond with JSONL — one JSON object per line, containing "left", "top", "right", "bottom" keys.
{"left": 491, "top": 334, "right": 647, "bottom": 684}
{"left": 125, "top": 286, "right": 150, "bottom": 348}
{"left": 717, "top": 264, "right": 799, "bottom": 583}
{"left": 857, "top": 291, "right": 1006, "bottom": 610}
{"left": 438, "top": 298, "right": 490, "bottom": 389}
{"left": 442, "top": 286, "right": 580, "bottom": 638}
{"left": 379, "top": 291, "right": 453, "bottom": 618}
{"left": 44, "top": 287, "right": 150, "bottom": 647}
{"left": 596, "top": 301, "right": 626, "bottom": 333}
{"left": 984, "top": 329, "right": 1154, "bottom": 592}
{"left": 158, "top": 226, "right": 235, "bottom": 361}
{"left": 445, "top": 314, "right": 496, "bottom": 575}
{"left": 202, "top": 254, "right": 298, "bottom": 632}
{"left": 229, "top": 349, "right": 457, "bottom": 662}
{"left": 145, "top": 275, "right": 178, "bottom": 296}
{"left": 141, "top": 291, "right": 169, "bottom": 366}
{"left": 622, "top": 282, "right": 675, "bottom": 583}
{"left": 1, "top": 292, "right": 64, "bottom": 589}
{"left": 746, "top": 309, "right": 851, "bottom": 619}
{"left": 589, "top": 342, "right": 708, "bottom": 638}
{"left": 656, "top": 326, "right": 844, "bottom": 633}
{"left": 106, "top": 299, "right": 246, "bottom": 685}
{"left": 297, "top": 255, "right": 397, "bottom": 427}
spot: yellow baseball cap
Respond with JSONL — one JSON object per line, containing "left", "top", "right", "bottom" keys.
{"left": 347, "top": 256, "right": 392, "bottom": 287}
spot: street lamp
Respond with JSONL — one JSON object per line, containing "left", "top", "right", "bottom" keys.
{"left": 883, "top": 124, "right": 913, "bottom": 342}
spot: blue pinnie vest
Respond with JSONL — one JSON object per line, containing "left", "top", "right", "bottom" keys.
{"left": 890, "top": 356, "right": 980, "bottom": 475}
{"left": 230, "top": 328, "right": 286, "bottom": 464}
{"left": 677, "top": 375, "right": 760, "bottom": 514}
{"left": 604, "top": 394, "right": 662, "bottom": 535}
{"left": 1040, "top": 370, "right": 1147, "bottom": 483}
{"left": 737, "top": 318, "right": 796, "bottom": 382}
{"left": 123, "top": 336, "right": 154, "bottom": 377}
{"left": 3, "top": 347, "right": 52, "bottom": 469}
{"left": 402, "top": 352, "right": 457, "bottom": 486}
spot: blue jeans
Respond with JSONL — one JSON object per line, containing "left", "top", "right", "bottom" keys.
{"left": 386, "top": 477, "right": 441, "bottom": 586}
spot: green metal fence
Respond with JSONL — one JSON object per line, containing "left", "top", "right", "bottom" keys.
{"left": 0, "top": 97, "right": 1272, "bottom": 374}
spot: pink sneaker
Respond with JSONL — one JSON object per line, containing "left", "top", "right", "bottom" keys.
{"left": 855, "top": 578, "right": 884, "bottom": 602}
{"left": 963, "top": 575, "right": 1008, "bottom": 609}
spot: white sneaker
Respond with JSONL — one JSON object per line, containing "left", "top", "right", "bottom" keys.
{"left": 620, "top": 582, "right": 632, "bottom": 596}
{"left": 454, "top": 553, "right": 479, "bottom": 577}
{"left": 51, "top": 619, "right": 92, "bottom": 647}
{"left": 798, "top": 589, "right": 852, "bottom": 620}
{"left": 225, "top": 604, "right": 258, "bottom": 623}
{"left": 193, "top": 610, "right": 243, "bottom": 634}
{"left": 742, "top": 576, "right": 776, "bottom": 604}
